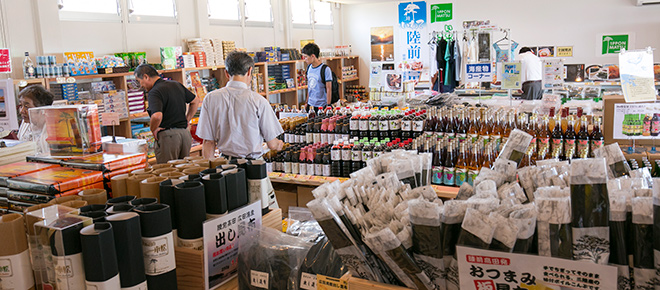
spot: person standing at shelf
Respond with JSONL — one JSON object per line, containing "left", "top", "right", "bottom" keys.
{"left": 135, "top": 64, "right": 201, "bottom": 164}
{"left": 196, "top": 51, "right": 284, "bottom": 160}
{"left": 302, "top": 43, "right": 333, "bottom": 108}
{"left": 516, "top": 47, "right": 543, "bottom": 100}
{"left": 15, "top": 85, "right": 54, "bottom": 142}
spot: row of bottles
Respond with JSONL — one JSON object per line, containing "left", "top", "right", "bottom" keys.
{"left": 622, "top": 113, "right": 660, "bottom": 137}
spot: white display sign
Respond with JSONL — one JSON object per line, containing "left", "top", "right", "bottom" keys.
{"left": 465, "top": 63, "right": 492, "bottom": 82}
{"left": 203, "top": 201, "right": 262, "bottom": 290}
{"left": 613, "top": 103, "right": 660, "bottom": 139}
{"left": 457, "top": 246, "right": 617, "bottom": 290}
{"left": 542, "top": 59, "right": 564, "bottom": 88}
{"left": 619, "top": 48, "right": 657, "bottom": 103}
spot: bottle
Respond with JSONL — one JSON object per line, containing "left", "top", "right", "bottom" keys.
{"left": 23, "top": 52, "right": 36, "bottom": 79}
{"left": 389, "top": 110, "right": 402, "bottom": 139}
{"left": 551, "top": 113, "right": 564, "bottom": 160}
{"left": 308, "top": 106, "right": 316, "bottom": 119}
{"left": 467, "top": 109, "right": 479, "bottom": 143}
{"left": 467, "top": 143, "right": 481, "bottom": 186}
{"left": 442, "top": 143, "right": 456, "bottom": 186}
{"left": 479, "top": 109, "right": 491, "bottom": 145}
{"left": 299, "top": 149, "right": 308, "bottom": 176}
{"left": 456, "top": 109, "right": 468, "bottom": 143}
{"left": 361, "top": 142, "right": 373, "bottom": 168}
{"left": 431, "top": 140, "right": 444, "bottom": 185}
{"left": 379, "top": 111, "right": 390, "bottom": 139}
{"left": 455, "top": 143, "right": 468, "bottom": 186}
{"left": 283, "top": 148, "right": 292, "bottom": 173}
{"left": 373, "top": 142, "right": 383, "bottom": 158}
{"left": 548, "top": 107, "right": 557, "bottom": 132}
{"left": 350, "top": 113, "right": 360, "bottom": 138}
{"left": 524, "top": 115, "right": 537, "bottom": 155}
{"left": 576, "top": 116, "right": 590, "bottom": 159}
{"left": 322, "top": 149, "right": 331, "bottom": 177}
{"left": 563, "top": 116, "right": 577, "bottom": 160}
{"left": 351, "top": 142, "right": 363, "bottom": 173}
{"left": 291, "top": 147, "right": 300, "bottom": 174}
{"left": 412, "top": 112, "right": 425, "bottom": 138}
{"left": 307, "top": 148, "right": 316, "bottom": 176}
{"left": 643, "top": 114, "right": 652, "bottom": 137}
{"left": 313, "top": 118, "right": 322, "bottom": 144}
{"left": 424, "top": 109, "right": 435, "bottom": 138}
{"left": 490, "top": 110, "right": 503, "bottom": 148}
{"left": 560, "top": 107, "right": 569, "bottom": 134}
{"left": 369, "top": 113, "right": 379, "bottom": 138}
{"left": 341, "top": 116, "right": 350, "bottom": 141}
{"left": 444, "top": 109, "right": 456, "bottom": 142}
{"left": 401, "top": 112, "right": 413, "bottom": 139}
{"left": 313, "top": 148, "right": 323, "bottom": 176}
{"left": 341, "top": 143, "right": 352, "bottom": 177}
{"left": 502, "top": 111, "right": 515, "bottom": 146}
{"left": 331, "top": 142, "right": 342, "bottom": 177}
{"left": 359, "top": 114, "right": 370, "bottom": 138}
{"left": 590, "top": 116, "right": 604, "bottom": 157}
{"left": 321, "top": 118, "right": 329, "bottom": 144}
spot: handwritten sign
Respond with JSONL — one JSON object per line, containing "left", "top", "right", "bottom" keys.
{"left": 101, "top": 112, "right": 120, "bottom": 126}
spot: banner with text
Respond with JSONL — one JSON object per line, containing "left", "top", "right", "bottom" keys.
{"left": 398, "top": 1, "right": 427, "bottom": 83}
{"left": 465, "top": 63, "right": 492, "bottom": 82}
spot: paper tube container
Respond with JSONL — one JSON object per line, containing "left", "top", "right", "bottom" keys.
{"left": 130, "top": 198, "right": 158, "bottom": 207}
{"left": 153, "top": 167, "right": 177, "bottom": 175}
{"left": 222, "top": 168, "right": 248, "bottom": 212}
{"left": 246, "top": 160, "right": 271, "bottom": 209}
{"left": 140, "top": 176, "right": 167, "bottom": 200}
{"left": 60, "top": 200, "right": 88, "bottom": 209}
{"left": 133, "top": 204, "right": 177, "bottom": 289}
{"left": 0, "top": 214, "right": 35, "bottom": 290}
{"left": 80, "top": 204, "right": 108, "bottom": 214}
{"left": 182, "top": 166, "right": 205, "bottom": 175}
{"left": 175, "top": 163, "right": 197, "bottom": 170}
{"left": 184, "top": 156, "right": 204, "bottom": 162}
{"left": 192, "top": 159, "right": 211, "bottom": 169}
{"left": 130, "top": 168, "right": 153, "bottom": 176}
{"left": 216, "top": 164, "right": 237, "bottom": 171}
{"left": 78, "top": 188, "right": 107, "bottom": 205}
{"left": 201, "top": 172, "right": 228, "bottom": 216}
{"left": 110, "top": 174, "right": 130, "bottom": 198}
{"left": 173, "top": 181, "right": 205, "bottom": 250}
{"left": 200, "top": 168, "right": 222, "bottom": 177}
{"left": 47, "top": 195, "right": 82, "bottom": 205}
{"left": 210, "top": 157, "right": 228, "bottom": 168}
{"left": 106, "top": 212, "right": 147, "bottom": 289}
{"left": 160, "top": 172, "right": 185, "bottom": 179}
{"left": 167, "top": 159, "right": 187, "bottom": 166}
{"left": 48, "top": 218, "right": 88, "bottom": 290}
{"left": 80, "top": 210, "right": 109, "bottom": 223}
{"left": 127, "top": 174, "right": 154, "bottom": 198}
{"left": 80, "top": 222, "right": 121, "bottom": 289}
{"left": 107, "top": 195, "right": 137, "bottom": 206}
{"left": 151, "top": 163, "right": 173, "bottom": 170}
{"left": 159, "top": 179, "right": 183, "bottom": 231}
{"left": 106, "top": 204, "right": 135, "bottom": 214}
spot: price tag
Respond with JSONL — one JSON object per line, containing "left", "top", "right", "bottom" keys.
{"left": 101, "top": 112, "right": 120, "bottom": 126}
{"left": 211, "top": 66, "right": 217, "bottom": 71}
{"left": 56, "top": 77, "right": 66, "bottom": 84}
{"left": 66, "top": 77, "right": 76, "bottom": 83}
{"left": 317, "top": 275, "right": 348, "bottom": 290}
{"left": 250, "top": 270, "right": 269, "bottom": 289}
{"left": 300, "top": 272, "right": 318, "bottom": 290}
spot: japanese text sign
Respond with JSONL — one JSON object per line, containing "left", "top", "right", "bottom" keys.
{"left": 317, "top": 275, "right": 348, "bottom": 290}
{"left": 0, "top": 49, "right": 10, "bottom": 73}
{"left": 203, "top": 201, "right": 262, "bottom": 290}
{"left": 430, "top": 3, "right": 452, "bottom": 23}
{"left": 466, "top": 63, "right": 492, "bottom": 82}
{"left": 457, "top": 246, "right": 617, "bottom": 290}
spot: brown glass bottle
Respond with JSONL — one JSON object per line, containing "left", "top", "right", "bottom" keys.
{"left": 563, "top": 116, "right": 577, "bottom": 160}
{"left": 455, "top": 143, "right": 469, "bottom": 186}
{"left": 551, "top": 113, "right": 564, "bottom": 160}
{"left": 576, "top": 116, "right": 590, "bottom": 159}
{"left": 479, "top": 109, "right": 491, "bottom": 145}
{"left": 590, "top": 116, "right": 604, "bottom": 157}
{"left": 467, "top": 109, "right": 479, "bottom": 143}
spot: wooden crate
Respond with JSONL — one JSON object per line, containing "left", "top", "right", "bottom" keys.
{"left": 174, "top": 208, "right": 283, "bottom": 290}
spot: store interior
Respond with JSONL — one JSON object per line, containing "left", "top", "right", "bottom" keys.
{"left": 1, "top": 0, "right": 660, "bottom": 290}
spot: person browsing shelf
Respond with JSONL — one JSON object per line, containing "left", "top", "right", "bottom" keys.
{"left": 196, "top": 51, "right": 284, "bottom": 160}
{"left": 516, "top": 47, "right": 543, "bottom": 100}
{"left": 135, "top": 64, "right": 201, "bottom": 164}
{"left": 302, "top": 43, "right": 333, "bottom": 108}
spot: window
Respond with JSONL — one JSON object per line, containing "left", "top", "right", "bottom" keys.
{"left": 244, "top": 0, "right": 273, "bottom": 25}
{"left": 313, "top": 1, "right": 332, "bottom": 26}
{"left": 291, "top": 0, "right": 311, "bottom": 26}
{"left": 129, "top": 0, "right": 177, "bottom": 22}
{"left": 208, "top": 0, "right": 241, "bottom": 22}
{"left": 59, "top": 0, "right": 120, "bottom": 22}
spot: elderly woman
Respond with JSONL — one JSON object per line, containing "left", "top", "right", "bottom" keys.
{"left": 16, "top": 85, "right": 54, "bottom": 142}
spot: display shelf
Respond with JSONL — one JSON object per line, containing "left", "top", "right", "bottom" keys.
{"left": 130, "top": 112, "right": 148, "bottom": 119}
{"left": 182, "top": 65, "right": 225, "bottom": 71}
{"left": 297, "top": 85, "right": 308, "bottom": 90}
{"left": 338, "top": 77, "right": 359, "bottom": 83}
{"left": 267, "top": 87, "right": 297, "bottom": 95}
{"left": 255, "top": 59, "right": 301, "bottom": 66}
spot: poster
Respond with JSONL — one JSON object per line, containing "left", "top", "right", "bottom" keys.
{"left": 537, "top": 46, "right": 555, "bottom": 58}
{"left": 556, "top": 46, "right": 573, "bottom": 57}
{"left": 466, "top": 63, "right": 492, "bottom": 82}
{"left": 398, "top": 1, "right": 427, "bottom": 29}
{"left": 203, "top": 202, "right": 262, "bottom": 290}
{"left": 0, "top": 48, "right": 10, "bottom": 73}
{"left": 382, "top": 72, "right": 403, "bottom": 92}
{"left": 602, "top": 34, "right": 629, "bottom": 54}
{"left": 619, "top": 49, "right": 657, "bottom": 102}
{"left": 398, "top": 1, "right": 427, "bottom": 83}
{"left": 370, "top": 27, "right": 394, "bottom": 62}
{"left": 430, "top": 3, "right": 452, "bottom": 23}
{"left": 613, "top": 103, "right": 660, "bottom": 139}
{"left": 564, "top": 64, "right": 585, "bottom": 82}
{"left": 457, "top": 246, "right": 617, "bottom": 290}
{"left": 501, "top": 62, "right": 522, "bottom": 89}
{"left": 542, "top": 59, "right": 564, "bottom": 88}
{"left": 478, "top": 33, "right": 491, "bottom": 62}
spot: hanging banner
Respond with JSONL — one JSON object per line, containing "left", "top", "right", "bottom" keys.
{"left": 465, "top": 63, "right": 492, "bottom": 82}
{"left": 398, "top": 1, "right": 427, "bottom": 83}
{"left": 430, "top": 3, "right": 452, "bottom": 23}
{"left": 370, "top": 27, "right": 394, "bottom": 62}
{"left": 543, "top": 59, "right": 564, "bottom": 88}
{"left": 203, "top": 201, "right": 262, "bottom": 290}
{"left": 0, "top": 49, "right": 11, "bottom": 73}
{"left": 457, "top": 246, "right": 617, "bottom": 290}
{"left": 619, "top": 49, "right": 657, "bottom": 103}
{"left": 602, "top": 34, "right": 629, "bottom": 55}
{"left": 501, "top": 62, "right": 522, "bottom": 89}
{"left": 556, "top": 46, "right": 573, "bottom": 57}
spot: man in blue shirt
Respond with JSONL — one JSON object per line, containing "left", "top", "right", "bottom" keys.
{"left": 302, "top": 43, "right": 333, "bottom": 108}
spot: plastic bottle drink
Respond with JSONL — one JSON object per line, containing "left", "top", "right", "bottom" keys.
{"left": 322, "top": 149, "right": 332, "bottom": 177}
{"left": 341, "top": 143, "right": 352, "bottom": 177}
{"left": 350, "top": 113, "right": 360, "bottom": 138}
{"left": 361, "top": 142, "right": 373, "bottom": 168}
{"left": 379, "top": 111, "right": 390, "bottom": 139}
{"left": 401, "top": 112, "right": 412, "bottom": 139}
{"left": 412, "top": 112, "right": 425, "bottom": 138}
{"left": 369, "top": 113, "right": 379, "bottom": 138}
{"left": 351, "top": 142, "right": 363, "bottom": 173}
{"left": 359, "top": 114, "right": 369, "bottom": 138}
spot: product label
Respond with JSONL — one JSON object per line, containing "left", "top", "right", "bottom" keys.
{"left": 413, "top": 120, "right": 425, "bottom": 132}
{"left": 342, "top": 134, "right": 349, "bottom": 141}
{"left": 122, "top": 281, "right": 147, "bottom": 290}
{"left": 362, "top": 150, "right": 373, "bottom": 161}
{"left": 401, "top": 120, "right": 412, "bottom": 131}
{"left": 432, "top": 166, "right": 444, "bottom": 185}
{"left": 307, "top": 164, "right": 315, "bottom": 176}
{"left": 653, "top": 121, "right": 660, "bottom": 134}
{"left": 469, "top": 133, "right": 479, "bottom": 143}
{"left": 359, "top": 120, "right": 369, "bottom": 131}
{"left": 299, "top": 163, "right": 308, "bottom": 175}
{"left": 292, "top": 162, "right": 299, "bottom": 174}
{"left": 590, "top": 140, "right": 604, "bottom": 152}
{"left": 273, "top": 161, "right": 281, "bottom": 172}
{"left": 551, "top": 138, "right": 563, "bottom": 154}
{"left": 320, "top": 133, "right": 328, "bottom": 144}
{"left": 564, "top": 139, "right": 576, "bottom": 155}
{"left": 349, "top": 119, "right": 358, "bottom": 131}
{"left": 178, "top": 237, "right": 203, "bottom": 251}
{"left": 455, "top": 168, "right": 467, "bottom": 186}
{"left": 265, "top": 162, "right": 273, "bottom": 173}
{"left": 369, "top": 120, "right": 379, "bottom": 131}
{"left": 284, "top": 133, "right": 290, "bottom": 143}
{"left": 55, "top": 253, "right": 86, "bottom": 290}
{"left": 0, "top": 250, "right": 35, "bottom": 290}
{"left": 322, "top": 165, "right": 331, "bottom": 177}
{"left": 577, "top": 140, "right": 589, "bottom": 157}
{"left": 86, "top": 273, "right": 121, "bottom": 290}
{"left": 443, "top": 167, "right": 455, "bottom": 186}
{"left": 379, "top": 120, "right": 389, "bottom": 131}
{"left": 251, "top": 270, "right": 269, "bottom": 289}
{"left": 468, "top": 169, "right": 479, "bottom": 186}
{"left": 300, "top": 272, "right": 318, "bottom": 290}
{"left": 457, "top": 133, "right": 467, "bottom": 143}
{"left": 142, "top": 233, "right": 176, "bottom": 276}
{"left": 315, "top": 164, "right": 323, "bottom": 176}
{"left": 283, "top": 162, "right": 292, "bottom": 173}
{"left": 331, "top": 150, "right": 341, "bottom": 161}
{"left": 390, "top": 119, "right": 401, "bottom": 130}
{"left": 351, "top": 150, "right": 361, "bottom": 162}
{"left": 306, "top": 133, "right": 313, "bottom": 143}
{"left": 248, "top": 178, "right": 273, "bottom": 207}
{"left": 313, "top": 133, "right": 321, "bottom": 144}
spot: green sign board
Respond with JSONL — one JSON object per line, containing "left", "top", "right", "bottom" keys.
{"left": 431, "top": 3, "right": 452, "bottom": 23}
{"left": 602, "top": 34, "right": 629, "bottom": 54}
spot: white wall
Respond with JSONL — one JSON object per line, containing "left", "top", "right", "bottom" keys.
{"left": 343, "top": 0, "right": 660, "bottom": 86}
{"left": 0, "top": 0, "right": 342, "bottom": 79}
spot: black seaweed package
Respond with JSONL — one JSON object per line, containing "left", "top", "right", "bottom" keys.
{"left": 456, "top": 208, "right": 497, "bottom": 250}
{"left": 441, "top": 200, "right": 467, "bottom": 290}
{"left": 593, "top": 143, "right": 631, "bottom": 178}
{"left": 488, "top": 213, "right": 520, "bottom": 253}
{"left": 238, "top": 227, "right": 312, "bottom": 290}
{"left": 409, "top": 199, "right": 445, "bottom": 289}
{"left": 509, "top": 205, "right": 537, "bottom": 254}
{"left": 632, "top": 197, "right": 654, "bottom": 289}
{"left": 569, "top": 158, "right": 610, "bottom": 264}
{"left": 536, "top": 194, "right": 572, "bottom": 259}
{"left": 608, "top": 192, "right": 631, "bottom": 290}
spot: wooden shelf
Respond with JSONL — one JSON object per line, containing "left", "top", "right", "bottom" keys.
{"left": 158, "top": 68, "right": 182, "bottom": 74}
{"left": 130, "top": 112, "right": 148, "bottom": 119}
{"left": 297, "top": 85, "right": 308, "bottom": 90}
{"left": 182, "top": 66, "right": 225, "bottom": 72}
{"left": 338, "top": 77, "right": 359, "bottom": 83}
{"left": 255, "top": 60, "right": 302, "bottom": 65}
{"left": 268, "top": 87, "right": 297, "bottom": 95}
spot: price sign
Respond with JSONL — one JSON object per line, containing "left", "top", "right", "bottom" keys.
{"left": 101, "top": 112, "right": 120, "bottom": 126}
{"left": 466, "top": 63, "right": 493, "bottom": 82}
{"left": 0, "top": 48, "right": 11, "bottom": 73}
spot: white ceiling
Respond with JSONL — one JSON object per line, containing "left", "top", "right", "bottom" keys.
{"left": 327, "top": 0, "right": 403, "bottom": 4}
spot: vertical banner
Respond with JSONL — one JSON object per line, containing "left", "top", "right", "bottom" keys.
{"left": 398, "top": 1, "right": 427, "bottom": 83}
{"left": 619, "top": 48, "right": 656, "bottom": 103}
{"left": 0, "top": 49, "right": 10, "bottom": 73}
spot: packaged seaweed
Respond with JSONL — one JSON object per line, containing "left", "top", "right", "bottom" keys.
{"left": 409, "top": 199, "right": 445, "bottom": 289}
{"left": 569, "top": 158, "right": 609, "bottom": 264}
{"left": 456, "top": 208, "right": 497, "bottom": 250}
{"left": 608, "top": 191, "right": 631, "bottom": 290}
{"left": 442, "top": 200, "right": 467, "bottom": 290}
{"left": 593, "top": 143, "right": 631, "bottom": 178}
{"left": 536, "top": 190, "right": 572, "bottom": 259}
{"left": 510, "top": 205, "right": 537, "bottom": 254}
{"left": 497, "top": 129, "right": 533, "bottom": 165}
{"left": 488, "top": 213, "right": 520, "bottom": 253}
{"left": 631, "top": 197, "right": 654, "bottom": 289}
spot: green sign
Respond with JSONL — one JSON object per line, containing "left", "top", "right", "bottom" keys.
{"left": 431, "top": 3, "right": 452, "bottom": 23}
{"left": 602, "top": 34, "right": 629, "bottom": 54}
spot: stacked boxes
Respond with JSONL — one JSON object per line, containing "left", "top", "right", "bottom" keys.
{"left": 160, "top": 46, "right": 183, "bottom": 69}
{"left": 102, "top": 90, "right": 129, "bottom": 119}
{"left": 222, "top": 41, "right": 236, "bottom": 60}
{"left": 50, "top": 83, "right": 79, "bottom": 100}
{"left": 64, "top": 51, "right": 97, "bottom": 76}
{"left": 127, "top": 90, "right": 145, "bottom": 115}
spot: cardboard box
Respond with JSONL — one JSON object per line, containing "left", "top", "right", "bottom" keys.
{"left": 603, "top": 94, "right": 660, "bottom": 147}
{"left": 275, "top": 185, "right": 297, "bottom": 217}
{"left": 297, "top": 185, "right": 315, "bottom": 209}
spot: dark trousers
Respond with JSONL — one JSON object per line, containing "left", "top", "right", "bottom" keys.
{"left": 521, "top": 80, "right": 543, "bottom": 100}
{"left": 155, "top": 128, "right": 192, "bottom": 164}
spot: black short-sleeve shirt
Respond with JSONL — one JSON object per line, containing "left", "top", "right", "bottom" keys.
{"left": 147, "top": 78, "right": 196, "bottom": 129}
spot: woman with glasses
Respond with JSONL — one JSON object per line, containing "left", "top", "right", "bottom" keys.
{"left": 16, "top": 85, "right": 53, "bottom": 142}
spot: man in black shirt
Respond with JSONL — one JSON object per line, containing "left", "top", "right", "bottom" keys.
{"left": 135, "top": 64, "right": 201, "bottom": 163}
